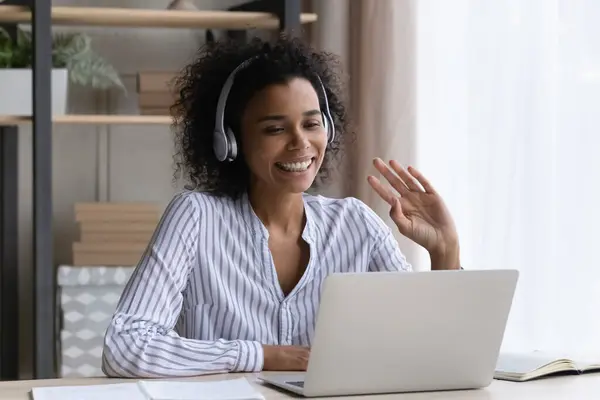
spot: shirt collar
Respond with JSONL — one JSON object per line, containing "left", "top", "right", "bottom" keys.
{"left": 237, "top": 191, "right": 316, "bottom": 243}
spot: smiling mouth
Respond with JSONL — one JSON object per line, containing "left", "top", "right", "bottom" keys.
{"left": 275, "top": 158, "right": 315, "bottom": 173}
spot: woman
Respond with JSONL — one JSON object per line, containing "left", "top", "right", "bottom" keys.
{"left": 101, "top": 36, "right": 461, "bottom": 378}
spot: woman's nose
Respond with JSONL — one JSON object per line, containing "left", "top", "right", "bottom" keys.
{"left": 287, "top": 128, "right": 310, "bottom": 150}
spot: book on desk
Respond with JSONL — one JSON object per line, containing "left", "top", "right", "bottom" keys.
{"left": 495, "top": 352, "right": 600, "bottom": 382}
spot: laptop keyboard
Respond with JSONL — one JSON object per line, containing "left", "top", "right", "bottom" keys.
{"left": 286, "top": 381, "right": 305, "bottom": 388}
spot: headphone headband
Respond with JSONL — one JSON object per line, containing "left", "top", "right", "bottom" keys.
{"left": 214, "top": 56, "right": 259, "bottom": 140}
{"left": 213, "top": 56, "right": 335, "bottom": 162}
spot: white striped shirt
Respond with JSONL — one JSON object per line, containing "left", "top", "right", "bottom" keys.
{"left": 101, "top": 190, "right": 411, "bottom": 378}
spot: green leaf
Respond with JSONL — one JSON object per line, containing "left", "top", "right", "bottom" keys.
{"left": 0, "top": 27, "right": 10, "bottom": 41}
{"left": 52, "top": 32, "right": 91, "bottom": 62}
{"left": 16, "top": 28, "right": 31, "bottom": 48}
{"left": 0, "top": 27, "right": 14, "bottom": 68}
{"left": 0, "top": 27, "right": 125, "bottom": 92}
{"left": 66, "top": 51, "right": 125, "bottom": 91}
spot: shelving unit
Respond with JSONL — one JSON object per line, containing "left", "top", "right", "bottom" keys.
{"left": 0, "top": 5, "right": 317, "bottom": 28}
{"left": 0, "top": 115, "right": 174, "bottom": 125}
{"left": 0, "top": 0, "right": 315, "bottom": 380}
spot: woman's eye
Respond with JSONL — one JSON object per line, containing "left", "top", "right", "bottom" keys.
{"left": 304, "top": 121, "right": 321, "bottom": 130}
{"left": 264, "top": 126, "right": 284, "bottom": 134}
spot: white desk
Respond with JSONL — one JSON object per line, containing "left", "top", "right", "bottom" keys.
{"left": 1, "top": 372, "right": 599, "bottom": 399}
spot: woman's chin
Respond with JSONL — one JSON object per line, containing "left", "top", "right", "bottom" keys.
{"left": 279, "top": 177, "right": 316, "bottom": 193}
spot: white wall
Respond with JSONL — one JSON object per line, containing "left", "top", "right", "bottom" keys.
{"left": 16, "top": 0, "right": 250, "bottom": 378}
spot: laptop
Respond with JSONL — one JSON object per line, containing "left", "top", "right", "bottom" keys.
{"left": 257, "top": 269, "right": 519, "bottom": 397}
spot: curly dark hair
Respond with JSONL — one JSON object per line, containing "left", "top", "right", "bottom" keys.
{"left": 170, "top": 35, "right": 351, "bottom": 199}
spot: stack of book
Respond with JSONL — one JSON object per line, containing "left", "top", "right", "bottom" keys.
{"left": 136, "top": 71, "right": 178, "bottom": 116}
{"left": 72, "top": 202, "right": 161, "bottom": 266}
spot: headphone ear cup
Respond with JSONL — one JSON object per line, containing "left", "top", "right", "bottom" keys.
{"left": 322, "top": 112, "right": 334, "bottom": 143}
{"left": 213, "top": 129, "right": 227, "bottom": 162}
{"left": 322, "top": 112, "right": 330, "bottom": 140}
{"left": 225, "top": 127, "right": 237, "bottom": 161}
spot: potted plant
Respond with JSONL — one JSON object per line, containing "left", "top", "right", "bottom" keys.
{"left": 0, "top": 27, "right": 124, "bottom": 116}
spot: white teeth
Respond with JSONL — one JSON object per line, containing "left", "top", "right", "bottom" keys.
{"left": 277, "top": 159, "right": 312, "bottom": 172}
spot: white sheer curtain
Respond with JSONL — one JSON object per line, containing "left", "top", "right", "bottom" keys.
{"left": 416, "top": 0, "right": 600, "bottom": 356}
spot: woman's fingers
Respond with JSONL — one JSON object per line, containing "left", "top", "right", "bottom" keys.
{"left": 374, "top": 158, "right": 437, "bottom": 195}
{"left": 407, "top": 165, "right": 437, "bottom": 194}
{"left": 367, "top": 176, "right": 412, "bottom": 233}
{"left": 389, "top": 160, "right": 424, "bottom": 192}
{"left": 367, "top": 175, "right": 397, "bottom": 207}
{"left": 373, "top": 158, "right": 410, "bottom": 196}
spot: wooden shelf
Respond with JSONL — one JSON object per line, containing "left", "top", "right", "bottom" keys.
{"left": 0, "top": 115, "right": 173, "bottom": 125}
{"left": 0, "top": 5, "right": 318, "bottom": 29}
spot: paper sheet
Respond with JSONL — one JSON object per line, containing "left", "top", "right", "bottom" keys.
{"left": 31, "top": 378, "right": 265, "bottom": 400}
{"left": 31, "top": 382, "right": 147, "bottom": 400}
{"left": 139, "top": 377, "right": 265, "bottom": 400}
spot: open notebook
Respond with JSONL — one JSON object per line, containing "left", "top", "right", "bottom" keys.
{"left": 31, "top": 377, "right": 265, "bottom": 400}
{"left": 495, "top": 352, "right": 600, "bottom": 382}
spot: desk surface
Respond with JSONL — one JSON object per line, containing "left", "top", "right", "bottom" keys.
{"left": 1, "top": 372, "right": 600, "bottom": 399}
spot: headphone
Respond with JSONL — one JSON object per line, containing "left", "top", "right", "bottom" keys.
{"left": 213, "top": 56, "right": 336, "bottom": 162}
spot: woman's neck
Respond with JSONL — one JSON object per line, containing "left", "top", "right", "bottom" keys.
{"left": 248, "top": 187, "right": 306, "bottom": 236}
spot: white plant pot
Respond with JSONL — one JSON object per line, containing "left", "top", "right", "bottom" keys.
{"left": 0, "top": 68, "right": 68, "bottom": 116}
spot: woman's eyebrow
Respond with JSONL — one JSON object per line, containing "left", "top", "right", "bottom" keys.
{"left": 256, "top": 109, "right": 321, "bottom": 123}
{"left": 303, "top": 109, "right": 321, "bottom": 117}
{"left": 256, "top": 114, "right": 286, "bottom": 123}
